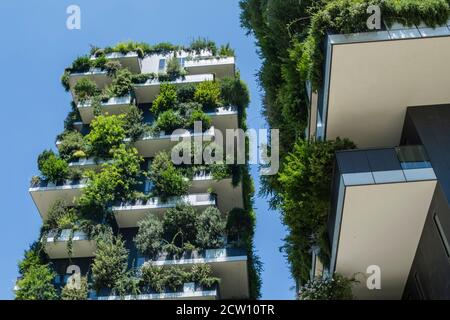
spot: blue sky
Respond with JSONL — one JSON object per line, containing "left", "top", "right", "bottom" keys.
{"left": 0, "top": 0, "right": 294, "bottom": 299}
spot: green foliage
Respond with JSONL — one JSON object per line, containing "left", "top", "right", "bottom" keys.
{"left": 61, "top": 70, "right": 71, "bottom": 91}
{"left": 37, "top": 150, "right": 69, "bottom": 183}
{"left": 104, "top": 60, "right": 122, "bottom": 77}
{"left": 166, "top": 56, "right": 184, "bottom": 80}
{"left": 218, "top": 43, "right": 235, "bottom": 57}
{"left": 112, "top": 270, "right": 141, "bottom": 297}
{"left": 162, "top": 204, "right": 198, "bottom": 247}
{"left": 194, "top": 81, "right": 221, "bottom": 108}
{"left": 278, "top": 138, "right": 355, "bottom": 282}
{"left": 140, "top": 264, "right": 167, "bottom": 293}
{"left": 298, "top": 274, "right": 355, "bottom": 300}
{"left": 191, "top": 264, "right": 220, "bottom": 288}
{"left": 106, "top": 68, "right": 133, "bottom": 97}
{"left": 85, "top": 114, "right": 126, "bottom": 158}
{"left": 15, "top": 264, "right": 57, "bottom": 300}
{"left": 61, "top": 277, "right": 89, "bottom": 300}
{"left": 151, "top": 83, "right": 178, "bottom": 114}
{"left": 148, "top": 152, "right": 190, "bottom": 199}
{"left": 195, "top": 207, "right": 225, "bottom": 249}
{"left": 153, "top": 110, "right": 185, "bottom": 133}
{"left": 71, "top": 56, "right": 92, "bottom": 73}
{"left": 92, "top": 233, "right": 128, "bottom": 292}
{"left": 220, "top": 77, "right": 250, "bottom": 108}
{"left": 74, "top": 78, "right": 100, "bottom": 101}
{"left": 44, "top": 200, "right": 78, "bottom": 233}
{"left": 123, "top": 105, "right": 146, "bottom": 141}
{"left": 135, "top": 214, "right": 164, "bottom": 256}
{"left": 190, "top": 38, "right": 217, "bottom": 55}
{"left": 176, "top": 83, "right": 197, "bottom": 103}
{"left": 210, "top": 163, "right": 231, "bottom": 180}
{"left": 57, "top": 130, "right": 86, "bottom": 161}
{"left": 186, "top": 108, "right": 211, "bottom": 130}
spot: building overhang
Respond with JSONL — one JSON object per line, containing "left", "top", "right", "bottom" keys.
{"left": 93, "top": 52, "right": 142, "bottom": 74}
{"left": 43, "top": 230, "right": 96, "bottom": 259}
{"left": 77, "top": 95, "right": 133, "bottom": 124}
{"left": 316, "top": 23, "right": 450, "bottom": 148}
{"left": 69, "top": 69, "right": 112, "bottom": 102}
{"left": 329, "top": 147, "right": 437, "bottom": 299}
{"left": 184, "top": 57, "right": 235, "bottom": 79}
{"left": 148, "top": 248, "right": 249, "bottom": 299}
{"left": 133, "top": 74, "right": 214, "bottom": 104}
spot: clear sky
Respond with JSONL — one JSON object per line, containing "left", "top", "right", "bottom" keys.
{"left": 0, "top": 0, "right": 295, "bottom": 299}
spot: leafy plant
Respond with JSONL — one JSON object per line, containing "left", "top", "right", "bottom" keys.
{"left": 194, "top": 81, "right": 221, "bottom": 108}
{"left": 61, "top": 277, "right": 89, "bottom": 300}
{"left": 71, "top": 56, "right": 92, "bottom": 73}
{"left": 153, "top": 110, "right": 185, "bottom": 133}
{"left": 140, "top": 264, "right": 166, "bottom": 293}
{"left": 186, "top": 108, "right": 211, "bottom": 130}
{"left": 218, "top": 43, "right": 235, "bottom": 57}
{"left": 134, "top": 214, "right": 164, "bottom": 257}
{"left": 162, "top": 204, "right": 198, "bottom": 247}
{"left": 190, "top": 38, "right": 217, "bottom": 55}
{"left": 37, "top": 150, "right": 69, "bottom": 183}
{"left": 15, "top": 264, "right": 57, "bottom": 300}
{"left": 190, "top": 264, "right": 220, "bottom": 288}
{"left": 151, "top": 83, "right": 178, "bottom": 114}
{"left": 74, "top": 78, "right": 100, "bottom": 102}
{"left": 85, "top": 114, "right": 126, "bottom": 158}
{"left": 92, "top": 232, "right": 129, "bottom": 292}
{"left": 176, "top": 83, "right": 197, "bottom": 103}
{"left": 220, "top": 77, "right": 250, "bottom": 108}
{"left": 298, "top": 274, "right": 356, "bottom": 300}
{"left": 148, "top": 152, "right": 190, "bottom": 199}
{"left": 106, "top": 68, "right": 133, "bottom": 97}
{"left": 123, "top": 105, "right": 146, "bottom": 141}
{"left": 104, "top": 60, "right": 122, "bottom": 77}
{"left": 195, "top": 207, "right": 225, "bottom": 249}
{"left": 166, "top": 56, "right": 184, "bottom": 80}
{"left": 57, "top": 130, "right": 86, "bottom": 161}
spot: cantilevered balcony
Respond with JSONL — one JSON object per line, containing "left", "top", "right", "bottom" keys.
{"left": 94, "top": 282, "right": 218, "bottom": 300}
{"left": 91, "top": 51, "right": 142, "bottom": 73}
{"left": 311, "top": 21, "right": 450, "bottom": 148}
{"left": 68, "top": 158, "right": 109, "bottom": 170}
{"left": 147, "top": 248, "right": 249, "bottom": 299}
{"left": 29, "top": 178, "right": 87, "bottom": 220}
{"left": 184, "top": 56, "right": 235, "bottom": 79}
{"left": 207, "top": 106, "right": 238, "bottom": 133}
{"left": 68, "top": 68, "right": 112, "bottom": 101}
{"left": 133, "top": 74, "right": 214, "bottom": 104}
{"left": 77, "top": 94, "right": 133, "bottom": 124}
{"left": 113, "top": 193, "right": 217, "bottom": 228}
{"left": 43, "top": 229, "right": 96, "bottom": 259}
{"left": 328, "top": 146, "right": 437, "bottom": 299}
{"left": 132, "top": 126, "right": 215, "bottom": 158}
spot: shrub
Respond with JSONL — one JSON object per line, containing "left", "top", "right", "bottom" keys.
{"left": 37, "top": 150, "right": 69, "bottom": 183}
{"left": 218, "top": 43, "right": 235, "bottom": 57}
{"left": 148, "top": 152, "right": 190, "bottom": 199}
{"left": 176, "top": 83, "right": 197, "bottom": 103}
{"left": 15, "top": 264, "right": 57, "bottom": 300}
{"left": 164, "top": 266, "right": 188, "bottom": 291}
{"left": 123, "top": 105, "right": 146, "bottom": 141}
{"left": 153, "top": 110, "right": 185, "bottom": 133}
{"left": 190, "top": 38, "right": 217, "bottom": 55}
{"left": 220, "top": 77, "right": 250, "bottom": 108}
{"left": 85, "top": 114, "right": 126, "bottom": 158}
{"left": 134, "top": 214, "right": 164, "bottom": 257}
{"left": 194, "top": 81, "right": 221, "bottom": 108}
{"left": 191, "top": 264, "right": 220, "bottom": 288}
{"left": 110, "top": 145, "right": 143, "bottom": 200}
{"left": 140, "top": 264, "right": 166, "bottom": 293}
{"left": 166, "top": 56, "right": 183, "bottom": 80}
{"left": 210, "top": 163, "right": 231, "bottom": 180}
{"left": 186, "top": 108, "right": 211, "bottom": 130}
{"left": 104, "top": 60, "right": 122, "bottom": 77}
{"left": 298, "top": 275, "right": 355, "bottom": 300}
{"left": 163, "top": 204, "right": 198, "bottom": 247}
{"left": 195, "top": 207, "right": 225, "bottom": 249}
{"left": 151, "top": 83, "right": 178, "bottom": 114}
{"left": 61, "top": 277, "right": 89, "bottom": 300}
{"left": 61, "top": 70, "right": 71, "bottom": 91}
{"left": 57, "top": 130, "right": 86, "bottom": 161}
{"left": 92, "top": 233, "right": 128, "bottom": 291}
{"left": 106, "top": 68, "right": 132, "bottom": 97}
{"left": 71, "top": 56, "right": 92, "bottom": 73}
{"left": 44, "top": 200, "right": 77, "bottom": 232}
{"left": 73, "top": 78, "right": 99, "bottom": 101}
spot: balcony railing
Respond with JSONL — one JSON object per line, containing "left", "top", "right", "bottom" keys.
{"left": 93, "top": 282, "right": 219, "bottom": 300}
{"left": 43, "top": 229, "right": 96, "bottom": 259}
{"left": 396, "top": 145, "right": 432, "bottom": 170}
{"left": 148, "top": 248, "right": 247, "bottom": 265}
{"left": 29, "top": 177, "right": 87, "bottom": 190}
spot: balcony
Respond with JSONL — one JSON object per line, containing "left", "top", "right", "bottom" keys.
{"left": 146, "top": 248, "right": 249, "bottom": 299}
{"left": 77, "top": 94, "right": 133, "bottom": 124}
{"left": 68, "top": 158, "right": 109, "bottom": 170}
{"left": 328, "top": 146, "right": 437, "bottom": 299}
{"left": 92, "top": 51, "right": 142, "bottom": 74}
{"left": 133, "top": 74, "right": 214, "bottom": 104}
{"left": 43, "top": 229, "right": 96, "bottom": 259}
{"left": 132, "top": 126, "right": 215, "bottom": 158}
{"left": 113, "top": 193, "right": 216, "bottom": 228}
{"left": 29, "top": 178, "right": 87, "bottom": 220}
{"left": 313, "top": 21, "right": 450, "bottom": 148}
{"left": 94, "top": 283, "right": 218, "bottom": 300}
{"left": 68, "top": 68, "right": 112, "bottom": 101}
{"left": 207, "top": 106, "right": 238, "bottom": 133}
{"left": 184, "top": 57, "right": 235, "bottom": 79}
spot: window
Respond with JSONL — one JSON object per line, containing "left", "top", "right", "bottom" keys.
{"left": 158, "top": 58, "right": 166, "bottom": 72}
{"left": 177, "top": 57, "right": 185, "bottom": 67}
{"left": 433, "top": 212, "right": 450, "bottom": 258}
